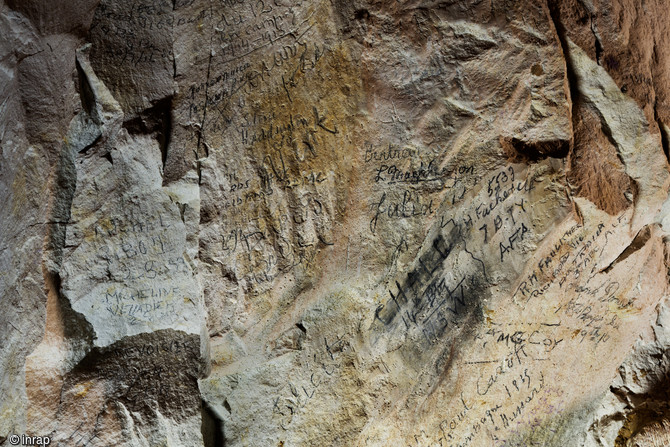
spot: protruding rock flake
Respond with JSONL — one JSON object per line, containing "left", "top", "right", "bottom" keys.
{"left": 3, "top": 0, "right": 670, "bottom": 446}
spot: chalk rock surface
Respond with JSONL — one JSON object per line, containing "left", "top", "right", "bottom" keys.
{"left": 2, "top": 0, "right": 670, "bottom": 446}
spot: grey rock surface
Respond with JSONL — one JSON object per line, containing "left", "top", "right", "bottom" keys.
{"left": 2, "top": 1, "right": 670, "bottom": 446}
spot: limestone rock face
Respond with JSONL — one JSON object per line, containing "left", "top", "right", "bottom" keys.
{"left": 2, "top": 0, "right": 670, "bottom": 446}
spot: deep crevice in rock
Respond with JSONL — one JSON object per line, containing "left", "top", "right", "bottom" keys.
{"left": 202, "top": 399, "right": 226, "bottom": 447}
{"left": 660, "top": 121, "right": 670, "bottom": 165}
{"left": 501, "top": 136, "right": 570, "bottom": 163}
{"left": 590, "top": 17, "right": 603, "bottom": 65}
{"left": 44, "top": 270, "right": 96, "bottom": 349}
{"left": 78, "top": 134, "right": 102, "bottom": 155}
{"left": 654, "top": 101, "right": 670, "bottom": 165}
{"left": 547, "top": 1, "right": 579, "bottom": 124}
{"left": 122, "top": 96, "right": 173, "bottom": 170}
{"left": 601, "top": 225, "right": 652, "bottom": 274}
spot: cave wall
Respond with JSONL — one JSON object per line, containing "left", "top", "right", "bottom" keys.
{"left": 2, "top": 0, "right": 670, "bottom": 446}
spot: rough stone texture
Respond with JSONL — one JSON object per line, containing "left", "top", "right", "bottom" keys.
{"left": 2, "top": 0, "right": 670, "bottom": 446}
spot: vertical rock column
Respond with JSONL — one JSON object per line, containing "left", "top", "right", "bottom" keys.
{"left": 22, "top": 0, "right": 209, "bottom": 444}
